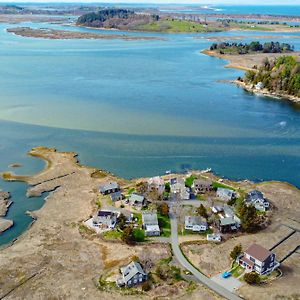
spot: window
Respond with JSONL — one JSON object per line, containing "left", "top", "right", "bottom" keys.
{"left": 249, "top": 256, "right": 255, "bottom": 263}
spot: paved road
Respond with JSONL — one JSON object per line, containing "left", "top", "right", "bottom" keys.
{"left": 169, "top": 211, "right": 242, "bottom": 300}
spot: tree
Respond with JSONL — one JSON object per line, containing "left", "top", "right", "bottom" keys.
{"left": 197, "top": 204, "right": 208, "bottom": 219}
{"left": 117, "top": 213, "right": 127, "bottom": 230}
{"left": 165, "top": 182, "right": 171, "bottom": 193}
{"left": 239, "top": 203, "right": 261, "bottom": 233}
{"left": 158, "top": 203, "right": 169, "bottom": 216}
{"left": 230, "top": 244, "right": 243, "bottom": 260}
{"left": 244, "top": 272, "right": 261, "bottom": 284}
{"left": 122, "top": 226, "right": 134, "bottom": 245}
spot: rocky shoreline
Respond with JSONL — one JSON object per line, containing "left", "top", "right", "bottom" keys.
{"left": 0, "top": 191, "right": 13, "bottom": 234}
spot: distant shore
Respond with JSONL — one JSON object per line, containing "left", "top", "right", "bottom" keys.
{"left": 7, "top": 27, "right": 165, "bottom": 41}
{"left": 202, "top": 49, "right": 300, "bottom": 104}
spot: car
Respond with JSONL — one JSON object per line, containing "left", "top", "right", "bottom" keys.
{"left": 222, "top": 271, "right": 231, "bottom": 278}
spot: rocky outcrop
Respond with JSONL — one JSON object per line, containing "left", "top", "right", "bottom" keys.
{"left": 0, "top": 191, "right": 12, "bottom": 217}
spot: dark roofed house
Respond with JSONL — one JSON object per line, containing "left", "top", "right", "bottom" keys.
{"left": 110, "top": 191, "right": 123, "bottom": 202}
{"left": 193, "top": 179, "right": 213, "bottom": 194}
{"left": 99, "top": 181, "right": 120, "bottom": 195}
{"left": 116, "top": 261, "right": 148, "bottom": 288}
{"left": 239, "top": 243, "right": 280, "bottom": 275}
{"left": 245, "top": 190, "right": 270, "bottom": 212}
{"left": 92, "top": 210, "right": 118, "bottom": 229}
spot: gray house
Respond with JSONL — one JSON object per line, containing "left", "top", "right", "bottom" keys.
{"left": 193, "top": 179, "right": 213, "bottom": 194}
{"left": 245, "top": 190, "right": 270, "bottom": 212}
{"left": 142, "top": 211, "right": 160, "bottom": 236}
{"left": 110, "top": 191, "right": 123, "bottom": 202}
{"left": 185, "top": 216, "right": 208, "bottom": 232}
{"left": 239, "top": 243, "right": 280, "bottom": 275}
{"left": 99, "top": 182, "right": 120, "bottom": 195}
{"left": 216, "top": 188, "right": 236, "bottom": 201}
{"left": 129, "top": 193, "right": 146, "bottom": 208}
{"left": 117, "top": 261, "right": 148, "bottom": 288}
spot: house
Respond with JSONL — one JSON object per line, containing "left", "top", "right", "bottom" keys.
{"left": 207, "top": 233, "right": 222, "bottom": 242}
{"left": 216, "top": 188, "right": 236, "bottom": 201}
{"left": 142, "top": 211, "right": 160, "bottom": 236}
{"left": 193, "top": 179, "right": 213, "bottom": 194}
{"left": 239, "top": 243, "right": 280, "bottom": 275}
{"left": 217, "top": 216, "right": 239, "bottom": 233}
{"left": 99, "top": 182, "right": 120, "bottom": 195}
{"left": 92, "top": 210, "right": 118, "bottom": 229}
{"left": 110, "top": 191, "right": 123, "bottom": 202}
{"left": 185, "top": 216, "right": 208, "bottom": 232}
{"left": 211, "top": 205, "right": 224, "bottom": 214}
{"left": 245, "top": 190, "right": 270, "bottom": 212}
{"left": 129, "top": 193, "right": 146, "bottom": 208}
{"left": 148, "top": 176, "right": 165, "bottom": 195}
{"left": 170, "top": 178, "right": 191, "bottom": 200}
{"left": 116, "top": 261, "right": 148, "bottom": 287}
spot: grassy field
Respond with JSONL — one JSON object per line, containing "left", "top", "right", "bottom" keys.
{"left": 158, "top": 213, "right": 171, "bottom": 237}
{"left": 136, "top": 19, "right": 224, "bottom": 33}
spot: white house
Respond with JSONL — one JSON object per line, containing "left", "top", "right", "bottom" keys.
{"left": 147, "top": 176, "right": 165, "bottom": 195}
{"left": 142, "top": 211, "right": 160, "bottom": 236}
{"left": 216, "top": 188, "right": 236, "bottom": 201}
{"left": 92, "top": 210, "right": 118, "bottom": 229}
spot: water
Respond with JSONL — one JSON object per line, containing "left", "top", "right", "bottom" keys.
{"left": 0, "top": 7, "right": 300, "bottom": 246}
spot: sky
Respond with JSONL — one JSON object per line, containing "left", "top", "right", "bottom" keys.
{"left": 0, "top": 0, "right": 299, "bottom": 4}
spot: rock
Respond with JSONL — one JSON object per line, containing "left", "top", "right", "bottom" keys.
{"left": 0, "top": 218, "right": 13, "bottom": 234}
{"left": 0, "top": 191, "right": 12, "bottom": 217}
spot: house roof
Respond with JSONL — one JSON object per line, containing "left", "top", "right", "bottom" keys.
{"left": 245, "top": 243, "right": 272, "bottom": 262}
{"left": 185, "top": 216, "right": 207, "bottom": 227}
{"left": 219, "top": 216, "right": 236, "bottom": 226}
{"left": 99, "top": 181, "right": 119, "bottom": 192}
{"left": 240, "top": 255, "right": 255, "bottom": 267}
{"left": 194, "top": 179, "right": 213, "bottom": 186}
{"left": 145, "top": 224, "right": 160, "bottom": 232}
{"left": 121, "top": 261, "right": 147, "bottom": 283}
{"left": 217, "top": 188, "right": 235, "bottom": 197}
{"left": 129, "top": 193, "right": 144, "bottom": 203}
{"left": 110, "top": 191, "right": 122, "bottom": 201}
{"left": 142, "top": 211, "right": 158, "bottom": 226}
{"left": 97, "top": 210, "right": 114, "bottom": 217}
{"left": 148, "top": 176, "right": 164, "bottom": 186}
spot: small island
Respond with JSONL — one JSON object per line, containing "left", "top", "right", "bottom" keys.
{"left": 202, "top": 41, "right": 300, "bottom": 103}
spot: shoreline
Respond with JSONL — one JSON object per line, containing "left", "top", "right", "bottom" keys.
{"left": 202, "top": 49, "right": 300, "bottom": 104}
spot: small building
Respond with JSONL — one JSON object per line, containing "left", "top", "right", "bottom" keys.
{"left": 116, "top": 261, "right": 148, "bottom": 287}
{"left": 255, "top": 82, "right": 264, "bottom": 90}
{"left": 185, "top": 216, "right": 208, "bottom": 232}
{"left": 142, "top": 211, "right": 160, "bottom": 236}
{"left": 211, "top": 205, "right": 224, "bottom": 214}
{"left": 147, "top": 176, "right": 165, "bottom": 195}
{"left": 129, "top": 193, "right": 146, "bottom": 208}
{"left": 193, "top": 179, "right": 213, "bottom": 194}
{"left": 99, "top": 182, "right": 120, "bottom": 195}
{"left": 245, "top": 190, "right": 270, "bottom": 212}
{"left": 217, "top": 216, "right": 238, "bottom": 233}
{"left": 92, "top": 210, "right": 118, "bottom": 229}
{"left": 239, "top": 243, "right": 280, "bottom": 275}
{"left": 110, "top": 191, "right": 123, "bottom": 202}
{"left": 216, "top": 188, "right": 236, "bottom": 201}
{"left": 207, "top": 233, "right": 222, "bottom": 242}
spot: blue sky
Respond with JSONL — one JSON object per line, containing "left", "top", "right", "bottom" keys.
{"left": 0, "top": 0, "right": 299, "bottom": 4}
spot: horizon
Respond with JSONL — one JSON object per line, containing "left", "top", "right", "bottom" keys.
{"left": 0, "top": 0, "right": 299, "bottom": 6}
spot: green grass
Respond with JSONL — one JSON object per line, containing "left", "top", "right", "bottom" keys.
{"left": 102, "top": 229, "right": 122, "bottom": 240}
{"left": 133, "top": 212, "right": 143, "bottom": 226}
{"left": 158, "top": 213, "right": 171, "bottom": 237}
{"left": 180, "top": 228, "right": 212, "bottom": 236}
{"left": 231, "top": 265, "right": 245, "bottom": 278}
{"left": 232, "top": 23, "right": 272, "bottom": 31}
{"left": 127, "top": 187, "right": 136, "bottom": 195}
{"left": 212, "top": 181, "right": 235, "bottom": 190}
{"left": 136, "top": 19, "right": 224, "bottom": 33}
{"left": 185, "top": 175, "right": 197, "bottom": 188}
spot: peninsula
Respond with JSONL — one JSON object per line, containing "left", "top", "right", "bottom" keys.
{"left": 202, "top": 42, "right": 300, "bottom": 103}
{"left": 0, "top": 147, "right": 299, "bottom": 300}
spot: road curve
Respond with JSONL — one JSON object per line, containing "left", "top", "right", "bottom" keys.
{"left": 169, "top": 212, "right": 242, "bottom": 300}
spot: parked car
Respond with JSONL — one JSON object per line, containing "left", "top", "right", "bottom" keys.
{"left": 222, "top": 271, "right": 231, "bottom": 278}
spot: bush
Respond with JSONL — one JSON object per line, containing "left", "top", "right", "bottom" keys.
{"left": 141, "top": 281, "right": 151, "bottom": 291}
{"left": 244, "top": 272, "right": 261, "bottom": 284}
{"left": 230, "top": 244, "right": 242, "bottom": 260}
{"left": 133, "top": 228, "right": 145, "bottom": 242}
{"left": 158, "top": 203, "right": 169, "bottom": 216}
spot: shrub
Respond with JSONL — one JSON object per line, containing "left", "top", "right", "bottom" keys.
{"left": 230, "top": 244, "right": 243, "bottom": 260}
{"left": 133, "top": 228, "right": 145, "bottom": 242}
{"left": 244, "top": 272, "right": 261, "bottom": 284}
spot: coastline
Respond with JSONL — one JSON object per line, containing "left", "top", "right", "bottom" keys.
{"left": 201, "top": 49, "right": 300, "bottom": 104}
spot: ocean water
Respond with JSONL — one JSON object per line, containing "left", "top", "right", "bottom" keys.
{"left": 0, "top": 9, "right": 300, "bottom": 245}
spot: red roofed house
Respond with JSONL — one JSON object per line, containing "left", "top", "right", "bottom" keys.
{"left": 239, "top": 243, "right": 280, "bottom": 275}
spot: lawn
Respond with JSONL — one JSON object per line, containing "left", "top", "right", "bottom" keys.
{"left": 102, "top": 229, "right": 122, "bottom": 240}
{"left": 185, "top": 175, "right": 197, "bottom": 188}
{"left": 157, "top": 213, "right": 171, "bottom": 237}
{"left": 179, "top": 228, "right": 213, "bottom": 236}
{"left": 231, "top": 265, "right": 245, "bottom": 278}
{"left": 133, "top": 212, "right": 143, "bottom": 226}
{"left": 212, "top": 181, "right": 235, "bottom": 190}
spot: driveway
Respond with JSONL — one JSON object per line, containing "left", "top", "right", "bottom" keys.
{"left": 211, "top": 274, "right": 243, "bottom": 292}
{"left": 169, "top": 210, "right": 242, "bottom": 300}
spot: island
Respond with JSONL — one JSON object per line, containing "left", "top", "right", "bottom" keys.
{"left": 202, "top": 41, "right": 300, "bottom": 103}
{"left": 0, "top": 147, "right": 299, "bottom": 300}
{"left": 7, "top": 27, "right": 164, "bottom": 41}
{"left": 76, "top": 8, "right": 300, "bottom": 33}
